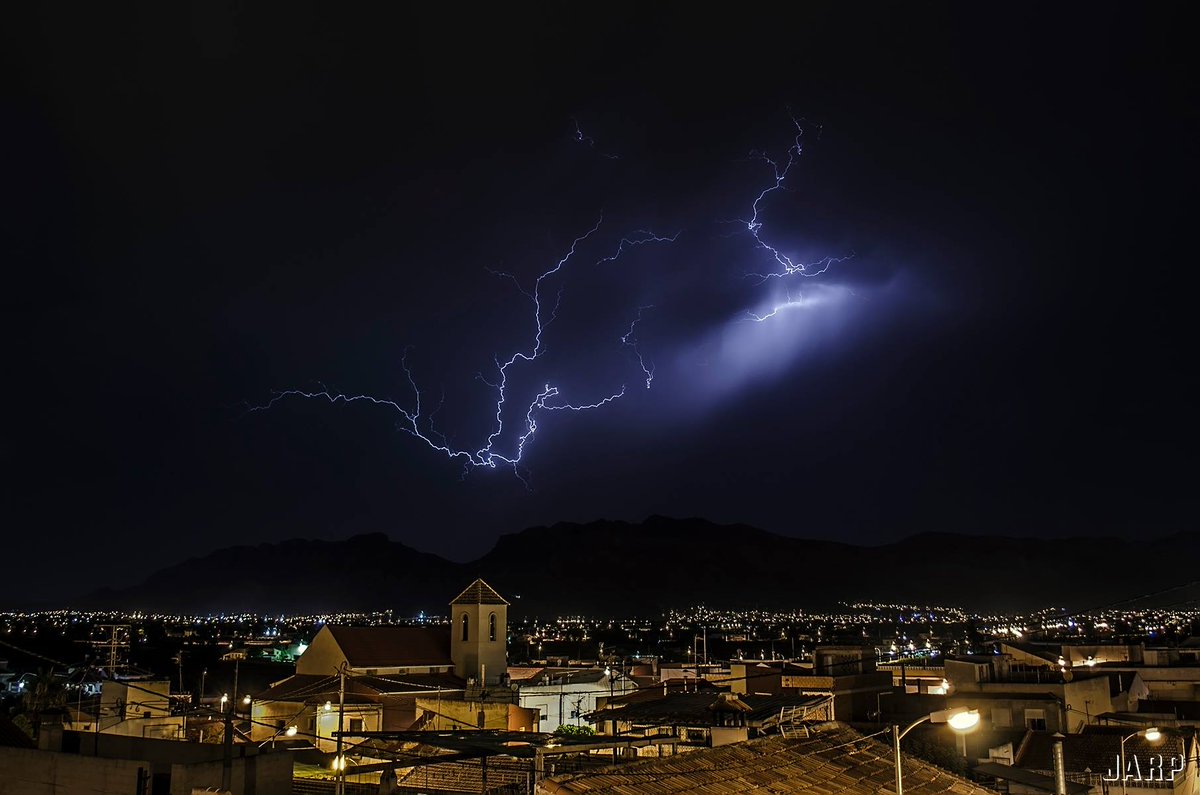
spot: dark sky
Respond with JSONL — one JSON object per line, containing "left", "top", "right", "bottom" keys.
{"left": 3, "top": 4, "right": 1196, "bottom": 603}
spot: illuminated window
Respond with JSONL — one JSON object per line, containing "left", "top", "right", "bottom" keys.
{"left": 489, "top": 613, "right": 497, "bottom": 642}
{"left": 461, "top": 613, "right": 469, "bottom": 642}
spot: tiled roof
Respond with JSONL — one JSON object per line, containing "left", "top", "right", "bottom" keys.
{"left": 974, "top": 762, "right": 1092, "bottom": 795}
{"left": 1017, "top": 727, "right": 1189, "bottom": 775}
{"left": 507, "top": 667, "right": 547, "bottom": 683}
{"left": 256, "top": 671, "right": 465, "bottom": 704}
{"left": 327, "top": 625, "right": 452, "bottom": 667}
{"left": 591, "top": 692, "right": 831, "bottom": 726}
{"left": 520, "top": 668, "right": 609, "bottom": 687}
{"left": 538, "top": 722, "right": 999, "bottom": 794}
{"left": 451, "top": 579, "right": 509, "bottom": 606}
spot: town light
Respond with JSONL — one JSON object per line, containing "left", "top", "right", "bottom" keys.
{"left": 1143, "top": 727, "right": 1161, "bottom": 742}
{"left": 285, "top": 726, "right": 297, "bottom": 737}
{"left": 242, "top": 695, "right": 251, "bottom": 705}
{"left": 946, "top": 709, "right": 981, "bottom": 732}
{"left": 324, "top": 700, "right": 333, "bottom": 712}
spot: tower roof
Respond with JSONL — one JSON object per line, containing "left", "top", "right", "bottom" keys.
{"left": 451, "top": 579, "right": 509, "bottom": 606}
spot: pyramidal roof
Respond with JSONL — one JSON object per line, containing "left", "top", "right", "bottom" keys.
{"left": 451, "top": 579, "right": 509, "bottom": 606}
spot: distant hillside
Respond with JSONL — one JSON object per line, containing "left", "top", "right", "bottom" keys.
{"left": 81, "top": 516, "right": 1200, "bottom": 614}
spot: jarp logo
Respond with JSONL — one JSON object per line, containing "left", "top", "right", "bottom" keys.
{"left": 1102, "top": 755, "right": 1186, "bottom": 783}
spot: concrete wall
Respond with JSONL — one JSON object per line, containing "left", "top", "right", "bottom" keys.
{"left": 1060, "top": 676, "right": 1112, "bottom": 731}
{"left": 414, "top": 696, "right": 521, "bottom": 731}
{"left": 170, "top": 752, "right": 292, "bottom": 795}
{"left": 296, "top": 626, "right": 345, "bottom": 676}
{"left": 518, "top": 676, "right": 630, "bottom": 732}
{"left": 710, "top": 727, "right": 749, "bottom": 747}
{"left": 0, "top": 746, "right": 149, "bottom": 795}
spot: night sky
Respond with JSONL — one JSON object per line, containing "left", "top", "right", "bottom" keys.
{"left": 4, "top": 5, "right": 1196, "bottom": 603}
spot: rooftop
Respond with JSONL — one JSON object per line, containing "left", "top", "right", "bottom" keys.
{"left": 590, "top": 692, "right": 828, "bottom": 726}
{"left": 451, "top": 579, "right": 509, "bottom": 606}
{"left": 326, "top": 625, "right": 452, "bottom": 668}
{"left": 1017, "top": 727, "right": 1191, "bottom": 775}
{"left": 256, "top": 671, "right": 466, "bottom": 703}
{"left": 538, "top": 722, "right": 999, "bottom": 794}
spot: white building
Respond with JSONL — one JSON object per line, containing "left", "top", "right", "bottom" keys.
{"left": 510, "top": 667, "right": 636, "bottom": 733}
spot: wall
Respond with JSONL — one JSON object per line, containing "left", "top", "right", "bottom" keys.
{"left": 312, "top": 703, "right": 382, "bottom": 752}
{"left": 414, "top": 696, "right": 515, "bottom": 731}
{"left": 518, "top": 675, "right": 630, "bottom": 732}
{"left": 710, "top": 727, "right": 749, "bottom": 747}
{"left": 251, "top": 698, "right": 308, "bottom": 743}
{"left": 295, "top": 627, "right": 346, "bottom": 676}
{"left": 0, "top": 747, "right": 148, "bottom": 795}
{"left": 728, "top": 663, "right": 783, "bottom": 696}
{"left": 170, "top": 752, "right": 293, "bottom": 795}
{"left": 1060, "top": 676, "right": 1112, "bottom": 731}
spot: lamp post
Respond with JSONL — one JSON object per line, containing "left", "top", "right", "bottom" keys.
{"left": 1120, "top": 727, "right": 1162, "bottom": 795}
{"left": 892, "top": 707, "right": 980, "bottom": 795}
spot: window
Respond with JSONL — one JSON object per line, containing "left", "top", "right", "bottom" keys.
{"left": 1024, "top": 708, "right": 1047, "bottom": 731}
{"left": 489, "top": 613, "right": 497, "bottom": 642}
{"left": 992, "top": 707, "right": 1012, "bottom": 728}
{"left": 349, "top": 718, "right": 364, "bottom": 733}
{"left": 461, "top": 613, "right": 469, "bottom": 642}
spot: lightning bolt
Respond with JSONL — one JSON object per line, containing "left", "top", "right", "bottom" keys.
{"left": 250, "top": 217, "right": 675, "bottom": 484}
{"left": 572, "top": 118, "right": 621, "bottom": 160}
{"left": 621, "top": 305, "right": 655, "bottom": 389}
{"left": 738, "top": 113, "right": 853, "bottom": 320}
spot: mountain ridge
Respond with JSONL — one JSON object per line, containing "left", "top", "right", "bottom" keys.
{"left": 78, "top": 517, "right": 1200, "bottom": 615}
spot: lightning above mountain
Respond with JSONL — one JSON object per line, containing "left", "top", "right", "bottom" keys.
{"left": 251, "top": 114, "right": 856, "bottom": 481}
{"left": 249, "top": 215, "right": 676, "bottom": 485}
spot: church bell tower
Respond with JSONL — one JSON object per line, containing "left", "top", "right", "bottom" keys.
{"left": 449, "top": 579, "right": 509, "bottom": 686}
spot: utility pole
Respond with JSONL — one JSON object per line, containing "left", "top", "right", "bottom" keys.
{"left": 221, "top": 694, "right": 233, "bottom": 792}
{"left": 336, "top": 663, "right": 347, "bottom": 795}
{"left": 91, "top": 625, "right": 129, "bottom": 676}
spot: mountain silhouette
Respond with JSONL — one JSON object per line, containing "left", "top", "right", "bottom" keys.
{"left": 81, "top": 516, "right": 1200, "bottom": 615}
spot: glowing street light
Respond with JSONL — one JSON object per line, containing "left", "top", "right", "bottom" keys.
{"left": 1121, "top": 728, "right": 1163, "bottom": 795}
{"left": 892, "top": 707, "right": 979, "bottom": 795}
{"left": 947, "top": 710, "right": 982, "bottom": 732}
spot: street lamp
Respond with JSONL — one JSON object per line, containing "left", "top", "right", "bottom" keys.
{"left": 892, "top": 707, "right": 980, "bottom": 795}
{"left": 1120, "top": 727, "right": 1162, "bottom": 795}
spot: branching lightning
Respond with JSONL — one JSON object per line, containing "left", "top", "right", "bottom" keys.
{"left": 572, "top": 118, "right": 621, "bottom": 160}
{"left": 621, "top": 306, "right": 656, "bottom": 389}
{"left": 251, "top": 113, "right": 854, "bottom": 481}
{"left": 250, "top": 217, "right": 675, "bottom": 485}
{"left": 738, "top": 114, "right": 853, "bottom": 321}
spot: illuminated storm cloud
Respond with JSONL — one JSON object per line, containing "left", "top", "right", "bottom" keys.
{"left": 253, "top": 116, "right": 905, "bottom": 480}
